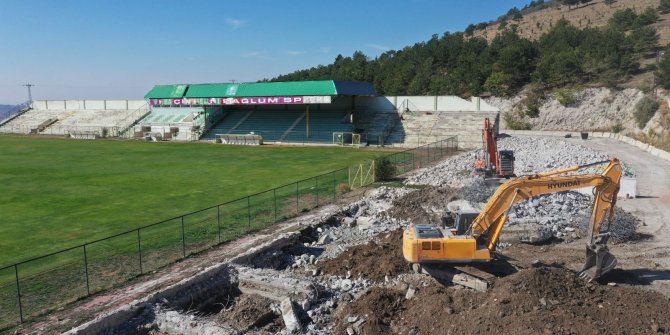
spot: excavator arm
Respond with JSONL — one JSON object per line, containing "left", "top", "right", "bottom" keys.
{"left": 471, "top": 159, "right": 622, "bottom": 247}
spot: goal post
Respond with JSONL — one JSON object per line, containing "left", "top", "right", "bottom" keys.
{"left": 332, "top": 132, "right": 361, "bottom": 148}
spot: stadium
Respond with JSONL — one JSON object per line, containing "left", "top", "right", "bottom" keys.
{"left": 0, "top": 80, "right": 498, "bottom": 147}
{"left": 0, "top": 79, "right": 497, "bottom": 329}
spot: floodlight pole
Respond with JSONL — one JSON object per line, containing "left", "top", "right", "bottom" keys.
{"left": 23, "top": 84, "right": 34, "bottom": 104}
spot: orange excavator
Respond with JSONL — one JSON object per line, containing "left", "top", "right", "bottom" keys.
{"left": 475, "top": 118, "right": 515, "bottom": 178}
{"left": 403, "top": 158, "right": 623, "bottom": 282}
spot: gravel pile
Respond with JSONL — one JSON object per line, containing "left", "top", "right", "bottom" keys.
{"left": 406, "top": 137, "right": 615, "bottom": 188}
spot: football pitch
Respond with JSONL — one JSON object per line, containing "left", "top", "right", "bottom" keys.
{"left": 0, "top": 135, "right": 382, "bottom": 266}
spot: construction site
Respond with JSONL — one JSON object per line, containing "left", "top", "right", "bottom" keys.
{"left": 10, "top": 131, "right": 664, "bottom": 335}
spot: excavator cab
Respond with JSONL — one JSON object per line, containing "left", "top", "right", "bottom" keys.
{"left": 497, "top": 150, "right": 515, "bottom": 178}
{"left": 442, "top": 210, "right": 479, "bottom": 235}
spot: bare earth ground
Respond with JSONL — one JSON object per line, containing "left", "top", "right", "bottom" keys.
{"left": 6, "top": 137, "right": 670, "bottom": 334}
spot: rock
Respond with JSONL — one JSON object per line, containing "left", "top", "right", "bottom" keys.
{"left": 406, "top": 286, "right": 417, "bottom": 300}
{"left": 353, "top": 319, "right": 366, "bottom": 333}
{"left": 347, "top": 327, "right": 355, "bottom": 335}
{"left": 539, "top": 298, "right": 547, "bottom": 306}
{"left": 300, "top": 299, "right": 310, "bottom": 310}
{"left": 565, "top": 227, "right": 575, "bottom": 232}
{"left": 347, "top": 315, "right": 359, "bottom": 323}
{"left": 341, "top": 279, "right": 353, "bottom": 291}
{"left": 317, "top": 233, "right": 333, "bottom": 245}
{"left": 520, "top": 226, "right": 553, "bottom": 244}
{"left": 652, "top": 323, "right": 660, "bottom": 333}
{"left": 343, "top": 217, "right": 357, "bottom": 227}
{"left": 608, "top": 282, "right": 617, "bottom": 286}
{"left": 280, "top": 298, "right": 302, "bottom": 333}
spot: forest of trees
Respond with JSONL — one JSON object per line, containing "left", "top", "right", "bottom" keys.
{"left": 269, "top": 3, "right": 665, "bottom": 97}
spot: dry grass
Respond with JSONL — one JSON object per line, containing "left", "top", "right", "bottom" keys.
{"left": 473, "top": 0, "right": 669, "bottom": 45}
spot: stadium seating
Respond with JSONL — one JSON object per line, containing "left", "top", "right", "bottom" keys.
{"left": 202, "top": 109, "right": 352, "bottom": 143}
{"left": 0, "top": 107, "right": 149, "bottom": 137}
{"left": 140, "top": 107, "right": 202, "bottom": 126}
{"left": 200, "top": 110, "right": 251, "bottom": 140}
{"left": 289, "top": 110, "right": 353, "bottom": 143}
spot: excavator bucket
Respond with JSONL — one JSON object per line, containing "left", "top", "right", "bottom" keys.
{"left": 578, "top": 245, "right": 617, "bottom": 282}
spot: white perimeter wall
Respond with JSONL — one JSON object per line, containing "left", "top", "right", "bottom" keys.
{"left": 355, "top": 96, "right": 498, "bottom": 113}
{"left": 32, "top": 100, "right": 146, "bottom": 111}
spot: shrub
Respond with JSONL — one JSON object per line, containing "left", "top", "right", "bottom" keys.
{"left": 611, "top": 122, "right": 623, "bottom": 133}
{"left": 503, "top": 112, "right": 532, "bottom": 130}
{"left": 555, "top": 88, "right": 577, "bottom": 106}
{"left": 525, "top": 103, "right": 540, "bottom": 117}
{"left": 374, "top": 157, "right": 397, "bottom": 181}
{"left": 634, "top": 96, "right": 659, "bottom": 128}
{"left": 336, "top": 183, "right": 351, "bottom": 195}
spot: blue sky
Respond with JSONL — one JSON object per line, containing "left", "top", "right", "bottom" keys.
{"left": 0, "top": 0, "right": 530, "bottom": 103}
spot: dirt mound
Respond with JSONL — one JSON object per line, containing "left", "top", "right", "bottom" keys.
{"left": 316, "top": 230, "right": 408, "bottom": 281}
{"left": 336, "top": 266, "right": 670, "bottom": 335}
{"left": 215, "top": 294, "right": 283, "bottom": 332}
{"left": 385, "top": 186, "right": 462, "bottom": 224}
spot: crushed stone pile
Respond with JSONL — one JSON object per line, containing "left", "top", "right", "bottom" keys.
{"left": 406, "top": 136, "right": 616, "bottom": 188}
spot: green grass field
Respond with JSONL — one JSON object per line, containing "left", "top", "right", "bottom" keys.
{"left": 0, "top": 135, "right": 382, "bottom": 267}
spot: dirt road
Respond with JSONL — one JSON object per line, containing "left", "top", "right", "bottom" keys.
{"left": 565, "top": 137, "right": 670, "bottom": 295}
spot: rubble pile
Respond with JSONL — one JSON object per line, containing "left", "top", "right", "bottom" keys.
{"left": 74, "top": 136, "right": 654, "bottom": 335}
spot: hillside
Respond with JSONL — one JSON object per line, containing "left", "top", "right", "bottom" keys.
{"left": 473, "top": 0, "right": 669, "bottom": 45}
{"left": 272, "top": 0, "right": 667, "bottom": 97}
{"left": 270, "top": 0, "right": 670, "bottom": 150}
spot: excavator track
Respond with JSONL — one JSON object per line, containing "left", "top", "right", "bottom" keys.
{"left": 412, "top": 263, "right": 515, "bottom": 291}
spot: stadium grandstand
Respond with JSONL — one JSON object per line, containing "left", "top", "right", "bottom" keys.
{"left": 0, "top": 100, "right": 149, "bottom": 138}
{"left": 140, "top": 80, "right": 375, "bottom": 144}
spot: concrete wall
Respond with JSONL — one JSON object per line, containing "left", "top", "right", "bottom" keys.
{"left": 32, "top": 100, "right": 146, "bottom": 111}
{"left": 355, "top": 95, "right": 496, "bottom": 113}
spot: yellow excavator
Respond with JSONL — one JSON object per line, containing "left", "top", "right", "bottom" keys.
{"left": 403, "top": 158, "right": 623, "bottom": 281}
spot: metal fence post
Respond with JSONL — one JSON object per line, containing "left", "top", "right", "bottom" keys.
{"left": 15, "top": 264, "right": 23, "bottom": 323}
{"left": 137, "top": 229, "right": 143, "bottom": 274}
{"left": 217, "top": 205, "right": 221, "bottom": 244}
{"left": 181, "top": 216, "right": 186, "bottom": 257}
{"left": 332, "top": 171, "right": 336, "bottom": 200}
{"left": 247, "top": 196, "right": 251, "bottom": 230}
{"left": 83, "top": 245, "right": 90, "bottom": 296}
{"left": 315, "top": 177, "right": 319, "bottom": 208}
{"left": 273, "top": 188, "right": 278, "bottom": 223}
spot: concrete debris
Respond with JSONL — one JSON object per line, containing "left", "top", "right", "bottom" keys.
{"left": 280, "top": 298, "right": 302, "bottom": 333}
{"left": 406, "top": 286, "right": 417, "bottom": 300}
{"left": 61, "top": 135, "right": 647, "bottom": 335}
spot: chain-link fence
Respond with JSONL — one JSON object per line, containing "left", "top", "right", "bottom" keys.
{"left": 0, "top": 136, "right": 457, "bottom": 330}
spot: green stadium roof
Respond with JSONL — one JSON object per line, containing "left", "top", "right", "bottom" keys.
{"left": 144, "top": 80, "right": 375, "bottom": 99}
{"left": 143, "top": 84, "right": 189, "bottom": 99}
